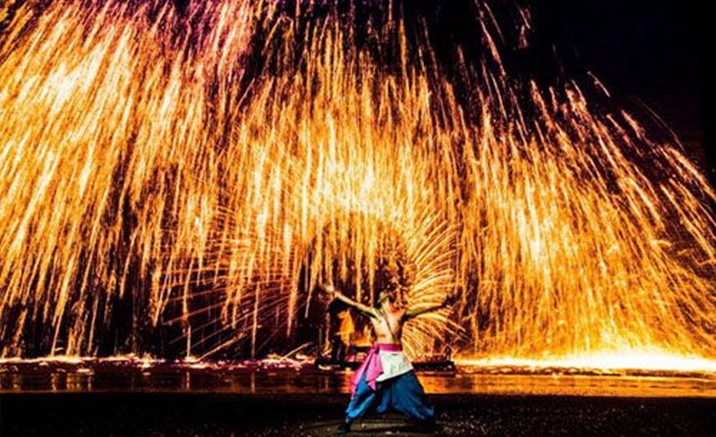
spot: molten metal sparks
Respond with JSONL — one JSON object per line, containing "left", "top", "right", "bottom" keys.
{"left": 0, "top": 0, "right": 713, "bottom": 369}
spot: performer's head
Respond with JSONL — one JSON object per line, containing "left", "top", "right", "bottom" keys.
{"left": 377, "top": 289, "right": 397, "bottom": 311}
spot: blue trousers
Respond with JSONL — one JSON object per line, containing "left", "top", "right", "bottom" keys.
{"left": 345, "top": 369, "right": 435, "bottom": 424}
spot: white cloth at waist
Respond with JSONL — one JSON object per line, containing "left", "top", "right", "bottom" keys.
{"left": 375, "top": 350, "right": 413, "bottom": 381}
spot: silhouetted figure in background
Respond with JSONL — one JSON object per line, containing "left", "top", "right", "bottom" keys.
{"left": 328, "top": 300, "right": 354, "bottom": 364}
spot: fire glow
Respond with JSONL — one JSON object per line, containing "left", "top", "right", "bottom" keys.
{"left": 458, "top": 349, "right": 716, "bottom": 374}
{"left": 0, "top": 0, "right": 713, "bottom": 370}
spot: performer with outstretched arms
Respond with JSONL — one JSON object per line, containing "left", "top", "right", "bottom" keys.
{"left": 320, "top": 283, "right": 458, "bottom": 433}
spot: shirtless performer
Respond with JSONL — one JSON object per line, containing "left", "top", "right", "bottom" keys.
{"left": 320, "top": 283, "right": 457, "bottom": 433}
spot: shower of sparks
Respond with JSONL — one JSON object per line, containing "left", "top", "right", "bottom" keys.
{"left": 0, "top": 0, "right": 713, "bottom": 367}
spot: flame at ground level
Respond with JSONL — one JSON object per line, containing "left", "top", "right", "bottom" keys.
{"left": 457, "top": 349, "right": 716, "bottom": 374}
{"left": 2, "top": 349, "right": 716, "bottom": 375}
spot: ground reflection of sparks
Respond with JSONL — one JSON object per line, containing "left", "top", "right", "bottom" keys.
{"left": 0, "top": 1, "right": 713, "bottom": 368}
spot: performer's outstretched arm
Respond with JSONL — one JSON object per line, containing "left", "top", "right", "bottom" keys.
{"left": 320, "top": 283, "right": 376, "bottom": 317}
{"left": 404, "top": 292, "right": 458, "bottom": 320}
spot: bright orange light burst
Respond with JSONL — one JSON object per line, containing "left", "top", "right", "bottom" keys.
{"left": 0, "top": 1, "right": 713, "bottom": 369}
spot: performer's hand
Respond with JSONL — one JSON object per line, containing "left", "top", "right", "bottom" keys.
{"left": 320, "top": 283, "right": 337, "bottom": 299}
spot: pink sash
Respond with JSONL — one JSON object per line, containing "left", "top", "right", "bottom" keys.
{"left": 351, "top": 343, "right": 402, "bottom": 394}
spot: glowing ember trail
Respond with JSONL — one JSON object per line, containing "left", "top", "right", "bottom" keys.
{"left": 0, "top": 0, "right": 713, "bottom": 371}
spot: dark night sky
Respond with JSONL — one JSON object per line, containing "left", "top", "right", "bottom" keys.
{"left": 398, "top": 0, "right": 709, "bottom": 179}
{"left": 547, "top": 1, "right": 709, "bottom": 179}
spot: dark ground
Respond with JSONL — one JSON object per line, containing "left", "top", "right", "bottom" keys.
{"left": 1, "top": 392, "right": 714, "bottom": 437}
